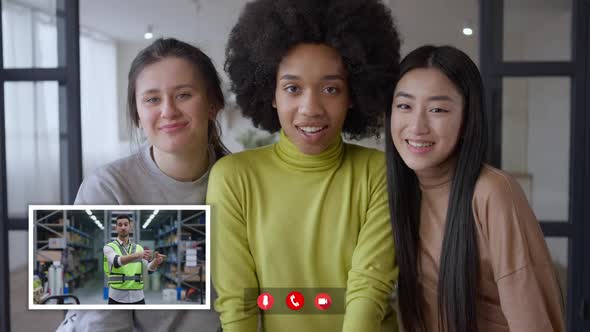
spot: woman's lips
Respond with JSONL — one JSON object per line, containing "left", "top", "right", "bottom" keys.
{"left": 296, "top": 125, "right": 328, "bottom": 143}
{"left": 406, "top": 139, "right": 435, "bottom": 154}
{"left": 159, "top": 121, "right": 188, "bottom": 133}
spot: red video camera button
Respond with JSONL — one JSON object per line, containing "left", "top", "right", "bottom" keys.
{"left": 314, "top": 293, "right": 332, "bottom": 311}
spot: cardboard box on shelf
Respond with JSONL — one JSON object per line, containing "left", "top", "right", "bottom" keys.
{"left": 36, "top": 250, "right": 62, "bottom": 263}
{"left": 183, "top": 274, "right": 202, "bottom": 282}
{"left": 48, "top": 237, "right": 66, "bottom": 249}
{"left": 162, "top": 288, "right": 176, "bottom": 303}
{"left": 183, "top": 264, "right": 205, "bottom": 281}
{"left": 185, "top": 247, "right": 198, "bottom": 262}
{"left": 67, "top": 233, "right": 82, "bottom": 244}
{"left": 183, "top": 265, "right": 199, "bottom": 274}
{"left": 53, "top": 218, "right": 64, "bottom": 225}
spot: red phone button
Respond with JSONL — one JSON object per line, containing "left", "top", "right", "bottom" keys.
{"left": 286, "top": 291, "right": 304, "bottom": 310}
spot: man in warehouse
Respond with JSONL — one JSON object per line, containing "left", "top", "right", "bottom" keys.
{"left": 103, "top": 214, "right": 166, "bottom": 304}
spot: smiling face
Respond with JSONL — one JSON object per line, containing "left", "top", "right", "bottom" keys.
{"left": 135, "top": 57, "right": 212, "bottom": 156}
{"left": 273, "top": 43, "right": 350, "bottom": 155}
{"left": 390, "top": 67, "right": 464, "bottom": 175}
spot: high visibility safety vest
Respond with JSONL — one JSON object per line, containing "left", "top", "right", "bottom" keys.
{"left": 103, "top": 241, "right": 144, "bottom": 290}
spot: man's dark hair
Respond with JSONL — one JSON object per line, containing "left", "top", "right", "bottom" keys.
{"left": 115, "top": 214, "right": 131, "bottom": 224}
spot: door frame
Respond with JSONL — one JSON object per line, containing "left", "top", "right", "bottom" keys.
{"left": 480, "top": 0, "right": 590, "bottom": 330}
{"left": 0, "top": 0, "right": 82, "bottom": 330}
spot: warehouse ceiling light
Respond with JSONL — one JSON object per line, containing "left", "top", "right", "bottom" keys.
{"left": 142, "top": 210, "right": 160, "bottom": 229}
{"left": 142, "top": 217, "right": 153, "bottom": 229}
{"left": 94, "top": 220, "right": 104, "bottom": 230}
{"left": 86, "top": 210, "right": 103, "bottom": 229}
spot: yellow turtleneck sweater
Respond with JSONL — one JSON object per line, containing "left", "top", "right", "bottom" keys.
{"left": 207, "top": 130, "right": 398, "bottom": 332}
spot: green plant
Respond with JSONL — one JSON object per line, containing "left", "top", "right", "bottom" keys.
{"left": 236, "top": 129, "right": 277, "bottom": 149}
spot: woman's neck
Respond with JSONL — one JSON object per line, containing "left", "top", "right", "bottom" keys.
{"left": 415, "top": 155, "right": 457, "bottom": 189}
{"left": 152, "top": 146, "right": 209, "bottom": 182}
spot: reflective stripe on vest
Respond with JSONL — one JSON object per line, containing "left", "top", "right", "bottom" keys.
{"left": 108, "top": 274, "right": 143, "bottom": 283}
{"left": 103, "top": 241, "right": 144, "bottom": 290}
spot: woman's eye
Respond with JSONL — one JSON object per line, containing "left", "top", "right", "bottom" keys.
{"left": 285, "top": 85, "right": 299, "bottom": 93}
{"left": 430, "top": 108, "right": 448, "bottom": 113}
{"left": 146, "top": 97, "right": 160, "bottom": 104}
{"left": 396, "top": 104, "right": 410, "bottom": 110}
{"left": 177, "top": 93, "right": 191, "bottom": 100}
{"left": 324, "top": 86, "right": 339, "bottom": 94}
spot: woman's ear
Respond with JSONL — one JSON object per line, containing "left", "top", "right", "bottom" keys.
{"left": 272, "top": 99, "right": 277, "bottom": 109}
{"left": 208, "top": 105, "right": 218, "bottom": 120}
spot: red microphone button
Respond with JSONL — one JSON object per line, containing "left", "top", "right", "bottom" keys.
{"left": 257, "top": 292, "right": 274, "bottom": 311}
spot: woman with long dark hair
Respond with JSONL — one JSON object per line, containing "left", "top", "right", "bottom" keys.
{"left": 386, "top": 45, "right": 564, "bottom": 331}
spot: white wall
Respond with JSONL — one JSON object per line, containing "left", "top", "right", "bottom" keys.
{"left": 9, "top": 231, "right": 28, "bottom": 271}
{"left": 527, "top": 77, "right": 570, "bottom": 220}
{"left": 80, "top": 35, "right": 130, "bottom": 175}
{"left": 115, "top": 40, "right": 146, "bottom": 144}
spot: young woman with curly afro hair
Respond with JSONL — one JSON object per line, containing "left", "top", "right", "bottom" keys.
{"left": 207, "top": 0, "right": 401, "bottom": 331}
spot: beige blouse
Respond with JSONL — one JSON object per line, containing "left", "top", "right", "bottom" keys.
{"left": 417, "top": 164, "right": 564, "bottom": 332}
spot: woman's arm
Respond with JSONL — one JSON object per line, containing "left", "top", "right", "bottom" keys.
{"left": 342, "top": 152, "right": 398, "bottom": 332}
{"left": 482, "top": 171, "right": 565, "bottom": 332}
{"left": 207, "top": 159, "right": 259, "bottom": 332}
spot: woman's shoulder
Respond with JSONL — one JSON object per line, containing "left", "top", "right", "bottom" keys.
{"left": 92, "top": 152, "right": 144, "bottom": 182}
{"left": 344, "top": 142, "right": 384, "bottom": 159}
{"left": 75, "top": 152, "right": 144, "bottom": 204}
{"left": 344, "top": 143, "right": 385, "bottom": 169}
{"left": 472, "top": 164, "right": 536, "bottom": 237}
{"left": 474, "top": 164, "right": 523, "bottom": 200}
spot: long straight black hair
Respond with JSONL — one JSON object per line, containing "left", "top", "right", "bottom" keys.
{"left": 385, "top": 45, "right": 488, "bottom": 332}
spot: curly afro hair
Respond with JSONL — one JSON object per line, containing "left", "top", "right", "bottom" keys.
{"left": 225, "top": 0, "right": 401, "bottom": 140}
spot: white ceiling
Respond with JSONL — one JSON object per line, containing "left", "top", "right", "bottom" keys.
{"left": 8, "top": 0, "right": 571, "bottom": 67}
{"left": 80, "top": 0, "right": 242, "bottom": 45}
{"left": 76, "top": 0, "right": 481, "bottom": 65}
